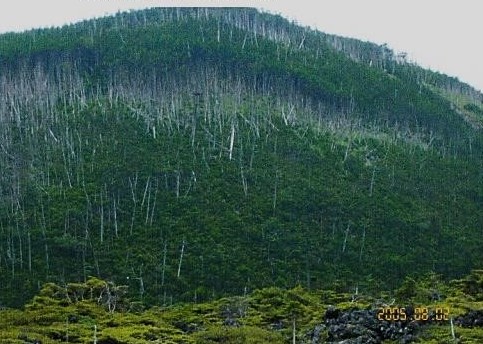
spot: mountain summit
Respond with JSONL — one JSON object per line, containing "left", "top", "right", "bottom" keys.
{"left": 0, "top": 7, "right": 482, "bottom": 308}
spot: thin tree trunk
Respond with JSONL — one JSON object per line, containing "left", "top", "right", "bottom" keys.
{"left": 342, "top": 223, "right": 350, "bottom": 253}
{"left": 129, "top": 174, "right": 138, "bottom": 234}
{"left": 113, "top": 196, "right": 118, "bottom": 238}
{"left": 272, "top": 170, "right": 279, "bottom": 211}
{"left": 176, "top": 170, "right": 180, "bottom": 199}
{"left": 177, "top": 239, "right": 186, "bottom": 278}
{"left": 100, "top": 189, "right": 104, "bottom": 243}
{"left": 149, "top": 179, "right": 158, "bottom": 226}
{"left": 27, "top": 230, "right": 31, "bottom": 272}
{"left": 161, "top": 241, "right": 167, "bottom": 287}
{"left": 369, "top": 167, "right": 376, "bottom": 196}
{"left": 229, "top": 123, "right": 235, "bottom": 160}
{"left": 359, "top": 227, "right": 366, "bottom": 262}
{"left": 344, "top": 137, "right": 352, "bottom": 162}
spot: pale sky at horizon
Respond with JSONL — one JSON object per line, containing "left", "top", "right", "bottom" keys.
{"left": 0, "top": 0, "right": 482, "bottom": 92}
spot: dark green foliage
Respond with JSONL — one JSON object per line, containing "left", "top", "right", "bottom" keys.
{"left": 464, "top": 103, "right": 483, "bottom": 117}
{"left": 0, "top": 7, "right": 481, "bottom": 310}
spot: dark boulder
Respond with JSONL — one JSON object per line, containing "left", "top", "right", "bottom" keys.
{"left": 308, "top": 307, "right": 419, "bottom": 343}
{"left": 454, "top": 310, "right": 483, "bottom": 328}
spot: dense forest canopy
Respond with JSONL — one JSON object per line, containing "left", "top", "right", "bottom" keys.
{"left": 0, "top": 7, "right": 482, "bottom": 314}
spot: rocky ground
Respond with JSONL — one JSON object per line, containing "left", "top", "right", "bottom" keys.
{"left": 306, "top": 306, "right": 483, "bottom": 344}
{"left": 455, "top": 310, "right": 483, "bottom": 328}
{"left": 305, "top": 307, "right": 417, "bottom": 343}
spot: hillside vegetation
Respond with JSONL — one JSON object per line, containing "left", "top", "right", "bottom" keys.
{"left": 1, "top": 271, "right": 482, "bottom": 343}
{"left": 0, "top": 7, "right": 482, "bottom": 319}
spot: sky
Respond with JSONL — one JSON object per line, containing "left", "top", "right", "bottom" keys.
{"left": 0, "top": 0, "right": 482, "bottom": 92}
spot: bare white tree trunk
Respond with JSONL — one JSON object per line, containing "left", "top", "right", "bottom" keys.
{"left": 177, "top": 239, "right": 186, "bottom": 278}
{"left": 176, "top": 170, "right": 180, "bottom": 199}
{"left": 149, "top": 180, "right": 158, "bottom": 226}
{"left": 344, "top": 137, "right": 352, "bottom": 162}
{"left": 229, "top": 123, "right": 235, "bottom": 160}
{"left": 129, "top": 173, "right": 138, "bottom": 234}
{"left": 100, "top": 188, "right": 104, "bottom": 243}
{"left": 450, "top": 317, "right": 456, "bottom": 341}
{"left": 27, "top": 230, "right": 31, "bottom": 272}
{"left": 113, "top": 196, "right": 118, "bottom": 238}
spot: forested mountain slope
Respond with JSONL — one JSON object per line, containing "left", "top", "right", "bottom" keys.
{"left": 0, "top": 7, "right": 482, "bottom": 308}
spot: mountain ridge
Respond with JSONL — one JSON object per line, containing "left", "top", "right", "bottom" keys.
{"left": 0, "top": 7, "right": 481, "bottom": 309}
